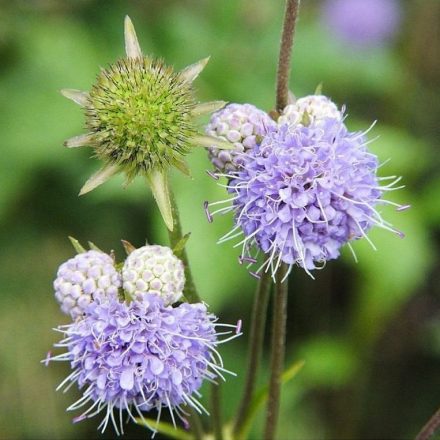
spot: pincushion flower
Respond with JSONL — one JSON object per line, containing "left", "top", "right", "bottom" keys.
{"left": 47, "top": 293, "right": 240, "bottom": 435}
{"left": 62, "top": 16, "right": 232, "bottom": 230}
{"left": 207, "top": 114, "right": 408, "bottom": 279}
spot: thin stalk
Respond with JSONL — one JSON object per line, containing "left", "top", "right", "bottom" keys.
{"left": 166, "top": 184, "right": 204, "bottom": 440}
{"left": 275, "top": 0, "right": 300, "bottom": 111}
{"left": 416, "top": 407, "right": 440, "bottom": 440}
{"left": 233, "top": 270, "right": 272, "bottom": 438}
{"left": 167, "top": 185, "right": 201, "bottom": 303}
{"left": 189, "top": 407, "right": 204, "bottom": 440}
{"left": 264, "top": 263, "right": 289, "bottom": 440}
{"left": 211, "top": 383, "right": 224, "bottom": 440}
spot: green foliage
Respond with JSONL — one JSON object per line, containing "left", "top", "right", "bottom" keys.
{"left": 1, "top": 1, "right": 439, "bottom": 439}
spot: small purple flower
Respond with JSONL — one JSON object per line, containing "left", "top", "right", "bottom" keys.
{"left": 206, "top": 103, "right": 276, "bottom": 173}
{"left": 54, "top": 250, "right": 121, "bottom": 319}
{"left": 208, "top": 116, "right": 406, "bottom": 279}
{"left": 47, "top": 294, "right": 240, "bottom": 435}
{"left": 321, "top": 0, "right": 402, "bottom": 48}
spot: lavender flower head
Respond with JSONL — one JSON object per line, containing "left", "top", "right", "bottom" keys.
{"left": 208, "top": 116, "right": 407, "bottom": 279}
{"left": 48, "top": 293, "right": 240, "bottom": 435}
{"left": 206, "top": 103, "right": 276, "bottom": 173}
{"left": 54, "top": 250, "right": 121, "bottom": 319}
{"left": 321, "top": 0, "right": 402, "bottom": 48}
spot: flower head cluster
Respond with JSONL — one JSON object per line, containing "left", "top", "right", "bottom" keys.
{"left": 47, "top": 241, "right": 240, "bottom": 435}
{"left": 54, "top": 250, "right": 121, "bottom": 319}
{"left": 206, "top": 103, "right": 276, "bottom": 173}
{"left": 205, "top": 94, "right": 407, "bottom": 279}
{"left": 61, "top": 16, "right": 231, "bottom": 231}
{"left": 50, "top": 294, "right": 237, "bottom": 435}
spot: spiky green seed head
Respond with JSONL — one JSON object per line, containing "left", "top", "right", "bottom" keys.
{"left": 85, "top": 57, "right": 197, "bottom": 180}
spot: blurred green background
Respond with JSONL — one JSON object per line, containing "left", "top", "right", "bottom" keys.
{"left": 0, "top": 0, "right": 439, "bottom": 439}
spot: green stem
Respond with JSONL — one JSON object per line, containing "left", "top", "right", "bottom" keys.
{"left": 233, "top": 270, "right": 272, "bottom": 439}
{"left": 416, "top": 407, "right": 440, "bottom": 440}
{"left": 275, "top": 0, "right": 300, "bottom": 111}
{"left": 167, "top": 186, "right": 201, "bottom": 304}
{"left": 264, "top": 263, "right": 289, "bottom": 440}
{"left": 211, "top": 383, "right": 224, "bottom": 440}
{"left": 165, "top": 184, "right": 204, "bottom": 440}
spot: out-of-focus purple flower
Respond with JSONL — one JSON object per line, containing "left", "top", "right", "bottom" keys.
{"left": 47, "top": 294, "right": 240, "bottom": 435}
{"left": 321, "top": 0, "right": 402, "bottom": 48}
{"left": 207, "top": 115, "right": 407, "bottom": 279}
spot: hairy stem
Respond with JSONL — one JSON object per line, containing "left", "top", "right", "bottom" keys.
{"left": 233, "top": 270, "right": 272, "bottom": 438}
{"left": 276, "top": 0, "right": 300, "bottom": 111}
{"left": 211, "top": 383, "right": 224, "bottom": 440}
{"left": 264, "top": 263, "right": 289, "bottom": 440}
{"left": 416, "top": 407, "right": 440, "bottom": 440}
{"left": 167, "top": 186, "right": 201, "bottom": 303}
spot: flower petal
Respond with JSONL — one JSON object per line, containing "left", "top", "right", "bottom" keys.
{"left": 179, "top": 57, "right": 210, "bottom": 84}
{"left": 79, "top": 164, "right": 119, "bottom": 196}
{"left": 146, "top": 169, "right": 174, "bottom": 231}
{"left": 124, "top": 15, "right": 142, "bottom": 59}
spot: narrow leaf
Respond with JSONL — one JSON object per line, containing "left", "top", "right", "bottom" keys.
{"left": 64, "top": 133, "right": 94, "bottom": 148}
{"left": 179, "top": 57, "right": 210, "bottom": 83}
{"left": 135, "top": 417, "right": 193, "bottom": 440}
{"left": 68, "top": 236, "right": 86, "bottom": 254}
{"left": 314, "top": 82, "right": 323, "bottom": 95}
{"left": 79, "top": 164, "right": 119, "bottom": 196}
{"left": 172, "top": 157, "right": 192, "bottom": 178}
{"left": 121, "top": 240, "right": 136, "bottom": 255}
{"left": 146, "top": 169, "right": 174, "bottom": 231}
{"left": 191, "top": 135, "right": 235, "bottom": 150}
{"left": 88, "top": 241, "right": 103, "bottom": 252}
{"left": 192, "top": 101, "right": 227, "bottom": 117}
{"left": 124, "top": 15, "right": 142, "bottom": 59}
{"left": 173, "top": 233, "right": 191, "bottom": 258}
{"left": 60, "top": 89, "right": 90, "bottom": 107}
{"left": 236, "top": 360, "right": 305, "bottom": 440}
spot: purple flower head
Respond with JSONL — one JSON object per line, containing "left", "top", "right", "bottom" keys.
{"left": 322, "top": 0, "right": 402, "bottom": 49}
{"left": 208, "top": 117, "right": 407, "bottom": 279}
{"left": 48, "top": 294, "right": 240, "bottom": 435}
{"left": 54, "top": 250, "right": 121, "bottom": 319}
{"left": 206, "top": 103, "right": 276, "bottom": 174}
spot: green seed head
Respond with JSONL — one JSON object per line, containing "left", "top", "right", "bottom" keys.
{"left": 86, "top": 57, "right": 197, "bottom": 178}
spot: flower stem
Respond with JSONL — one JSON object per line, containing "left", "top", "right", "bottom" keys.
{"left": 416, "top": 407, "right": 440, "bottom": 440}
{"left": 211, "top": 383, "right": 224, "bottom": 440}
{"left": 189, "top": 407, "right": 204, "bottom": 440}
{"left": 232, "top": 270, "right": 272, "bottom": 439}
{"left": 167, "top": 185, "right": 201, "bottom": 304}
{"left": 275, "top": 0, "right": 300, "bottom": 111}
{"left": 264, "top": 263, "right": 289, "bottom": 440}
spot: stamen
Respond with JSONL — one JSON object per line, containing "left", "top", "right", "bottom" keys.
{"left": 206, "top": 169, "right": 219, "bottom": 180}
{"left": 203, "top": 201, "right": 213, "bottom": 223}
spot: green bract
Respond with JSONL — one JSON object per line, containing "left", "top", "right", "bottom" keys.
{"left": 62, "top": 16, "right": 232, "bottom": 230}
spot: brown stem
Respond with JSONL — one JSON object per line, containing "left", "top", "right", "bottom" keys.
{"left": 416, "top": 407, "right": 440, "bottom": 440}
{"left": 264, "top": 263, "right": 289, "bottom": 440}
{"left": 276, "top": 0, "right": 300, "bottom": 111}
{"left": 232, "top": 270, "right": 272, "bottom": 438}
